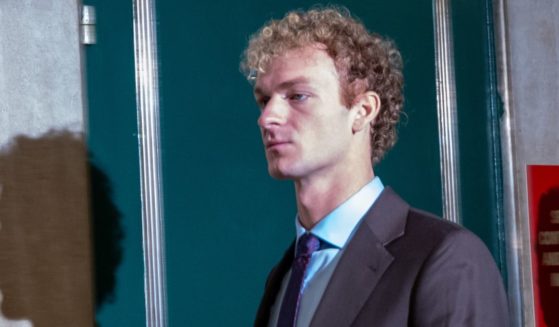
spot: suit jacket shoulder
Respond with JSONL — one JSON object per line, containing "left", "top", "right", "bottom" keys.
{"left": 402, "top": 209, "right": 510, "bottom": 326}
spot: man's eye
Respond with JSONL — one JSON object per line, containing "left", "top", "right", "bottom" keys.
{"left": 257, "top": 97, "right": 270, "bottom": 108}
{"left": 289, "top": 94, "right": 309, "bottom": 102}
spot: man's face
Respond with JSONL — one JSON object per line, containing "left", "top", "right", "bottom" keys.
{"left": 254, "top": 46, "right": 358, "bottom": 181}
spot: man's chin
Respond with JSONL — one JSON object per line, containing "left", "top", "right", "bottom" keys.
{"left": 267, "top": 165, "right": 296, "bottom": 180}
{"left": 268, "top": 169, "right": 290, "bottom": 180}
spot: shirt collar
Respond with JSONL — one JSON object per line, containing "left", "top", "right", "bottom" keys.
{"left": 295, "top": 177, "right": 384, "bottom": 249}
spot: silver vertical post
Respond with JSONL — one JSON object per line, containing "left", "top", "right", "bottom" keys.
{"left": 494, "top": 0, "right": 533, "bottom": 325}
{"left": 132, "top": 0, "right": 167, "bottom": 326}
{"left": 433, "top": 0, "right": 462, "bottom": 224}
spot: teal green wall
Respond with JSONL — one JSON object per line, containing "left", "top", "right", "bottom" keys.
{"left": 85, "top": 1, "right": 146, "bottom": 326}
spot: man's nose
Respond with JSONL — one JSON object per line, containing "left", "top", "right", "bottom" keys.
{"left": 257, "top": 96, "right": 287, "bottom": 128}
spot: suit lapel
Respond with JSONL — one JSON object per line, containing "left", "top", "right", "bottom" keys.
{"left": 310, "top": 188, "right": 409, "bottom": 327}
{"left": 254, "top": 241, "right": 295, "bottom": 327}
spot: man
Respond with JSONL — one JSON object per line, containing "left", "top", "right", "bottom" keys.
{"left": 241, "top": 6, "right": 509, "bottom": 327}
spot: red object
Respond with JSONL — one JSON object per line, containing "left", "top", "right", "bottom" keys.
{"left": 527, "top": 165, "right": 559, "bottom": 327}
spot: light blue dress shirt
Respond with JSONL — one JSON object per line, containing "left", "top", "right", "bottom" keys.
{"left": 269, "top": 177, "right": 384, "bottom": 327}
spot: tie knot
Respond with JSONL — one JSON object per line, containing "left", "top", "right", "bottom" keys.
{"left": 296, "top": 233, "right": 320, "bottom": 258}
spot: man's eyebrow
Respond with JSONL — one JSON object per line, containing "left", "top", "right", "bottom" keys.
{"left": 254, "top": 76, "right": 313, "bottom": 96}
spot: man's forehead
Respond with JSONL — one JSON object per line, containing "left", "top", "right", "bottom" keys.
{"left": 253, "top": 46, "right": 338, "bottom": 91}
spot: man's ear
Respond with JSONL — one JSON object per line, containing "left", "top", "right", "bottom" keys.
{"left": 351, "top": 91, "right": 381, "bottom": 133}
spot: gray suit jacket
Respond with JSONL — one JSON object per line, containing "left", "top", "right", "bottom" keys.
{"left": 254, "top": 188, "right": 509, "bottom": 326}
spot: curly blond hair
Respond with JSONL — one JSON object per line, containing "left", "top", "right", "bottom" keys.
{"left": 240, "top": 6, "right": 404, "bottom": 165}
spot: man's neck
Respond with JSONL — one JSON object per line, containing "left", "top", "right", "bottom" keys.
{"left": 295, "top": 168, "right": 374, "bottom": 230}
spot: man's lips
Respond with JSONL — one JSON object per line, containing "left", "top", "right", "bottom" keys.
{"left": 265, "top": 140, "right": 290, "bottom": 150}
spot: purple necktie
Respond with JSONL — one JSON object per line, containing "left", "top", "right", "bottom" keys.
{"left": 277, "top": 233, "right": 321, "bottom": 327}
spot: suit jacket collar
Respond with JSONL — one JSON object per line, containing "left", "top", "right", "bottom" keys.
{"left": 310, "top": 187, "right": 409, "bottom": 327}
{"left": 363, "top": 187, "right": 409, "bottom": 246}
{"left": 254, "top": 187, "right": 410, "bottom": 327}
